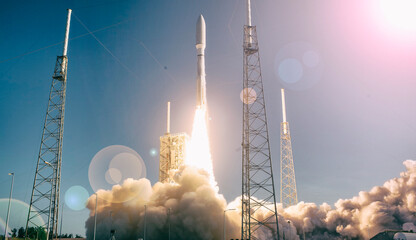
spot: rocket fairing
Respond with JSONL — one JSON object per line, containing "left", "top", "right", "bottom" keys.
{"left": 196, "top": 14, "right": 207, "bottom": 109}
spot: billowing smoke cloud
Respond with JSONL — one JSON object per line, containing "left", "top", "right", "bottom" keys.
{"left": 85, "top": 166, "right": 239, "bottom": 240}
{"left": 86, "top": 160, "right": 416, "bottom": 240}
{"left": 292, "top": 159, "right": 416, "bottom": 239}
{"left": 248, "top": 159, "right": 416, "bottom": 240}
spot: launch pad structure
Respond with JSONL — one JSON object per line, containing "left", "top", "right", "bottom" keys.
{"left": 25, "top": 9, "right": 71, "bottom": 240}
{"left": 241, "top": 0, "right": 280, "bottom": 239}
{"left": 159, "top": 102, "right": 189, "bottom": 183}
{"left": 280, "top": 89, "right": 298, "bottom": 208}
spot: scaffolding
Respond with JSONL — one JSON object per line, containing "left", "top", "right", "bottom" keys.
{"left": 159, "top": 132, "right": 189, "bottom": 183}
{"left": 25, "top": 9, "right": 71, "bottom": 240}
{"left": 280, "top": 89, "right": 298, "bottom": 208}
{"left": 241, "top": 1, "right": 279, "bottom": 239}
{"left": 159, "top": 102, "right": 189, "bottom": 183}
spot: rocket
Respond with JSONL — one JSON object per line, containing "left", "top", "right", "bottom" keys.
{"left": 196, "top": 14, "right": 207, "bottom": 109}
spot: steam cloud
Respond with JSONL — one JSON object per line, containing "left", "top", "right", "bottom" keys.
{"left": 85, "top": 166, "right": 239, "bottom": 240}
{"left": 86, "top": 160, "right": 416, "bottom": 240}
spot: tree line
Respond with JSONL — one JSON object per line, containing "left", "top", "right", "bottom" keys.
{"left": 1, "top": 227, "right": 83, "bottom": 240}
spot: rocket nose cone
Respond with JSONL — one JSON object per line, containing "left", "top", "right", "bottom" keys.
{"left": 196, "top": 14, "right": 206, "bottom": 47}
{"left": 197, "top": 14, "right": 205, "bottom": 25}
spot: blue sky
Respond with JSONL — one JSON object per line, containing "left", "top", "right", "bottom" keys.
{"left": 1, "top": 0, "right": 416, "bottom": 237}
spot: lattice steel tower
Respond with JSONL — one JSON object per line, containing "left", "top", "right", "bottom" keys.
{"left": 241, "top": 0, "right": 279, "bottom": 239}
{"left": 280, "top": 89, "right": 298, "bottom": 208}
{"left": 159, "top": 102, "right": 189, "bottom": 183}
{"left": 25, "top": 9, "right": 72, "bottom": 240}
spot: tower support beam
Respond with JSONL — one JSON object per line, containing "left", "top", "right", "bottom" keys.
{"left": 241, "top": 8, "right": 280, "bottom": 239}
{"left": 25, "top": 9, "right": 71, "bottom": 240}
{"left": 280, "top": 89, "right": 298, "bottom": 208}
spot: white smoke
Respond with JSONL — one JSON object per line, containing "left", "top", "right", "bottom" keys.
{"left": 403, "top": 222, "right": 416, "bottom": 232}
{"left": 85, "top": 166, "right": 237, "bottom": 240}
{"left": 86, "top": 160, "right": 416, "bottom": 240}
{"left": 267, "top": 159, "right": 416, "bottom": 239}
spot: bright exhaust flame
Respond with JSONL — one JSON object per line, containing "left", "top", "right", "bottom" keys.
{"left": 185, "top": 107, "right": 215, "bottom": 183}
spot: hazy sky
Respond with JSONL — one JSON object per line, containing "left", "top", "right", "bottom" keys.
{"left": 1, "top": 0, "right": 416, "bottom": 237}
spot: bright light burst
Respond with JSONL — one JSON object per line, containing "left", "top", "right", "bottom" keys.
{"left": 375, "top": 0, "right": 416, "bottom": 35}
{"left": 185, "top": 107, "right": 215, "bottom": 183}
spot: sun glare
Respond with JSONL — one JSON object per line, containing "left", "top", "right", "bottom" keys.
{"left": 376, "top": 0, "right": 416, "bottom": 35}
{"left": 185, "top": 108, "right": 215, "bottom": 184}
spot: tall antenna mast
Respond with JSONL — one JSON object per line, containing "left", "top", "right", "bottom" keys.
{"left": 241, "top": 0, "right": 280, "bottom": 239}
{"left": 281, "top": 89, "right": 287, "bottom": 132}
{"left": 62, "top": 10, "right": 71, "bottom": 56}
{"left": 246, "top": 0, "right": 252, "bottom": 26}
{"left": 166, "top": 101, "right": 171, "bottom": 134}
{"left": 280, "top": 89, "right": 298, "bottom": 208}
{"left": 25, "top": 9, "right": 71, "bottom": 240}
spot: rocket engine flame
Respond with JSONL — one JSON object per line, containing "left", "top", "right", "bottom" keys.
{"left": 184, "top": 14, "right": 215, "bottom": 185}
{"left": 185, "top": 108, "right": 215, "bottom": 185}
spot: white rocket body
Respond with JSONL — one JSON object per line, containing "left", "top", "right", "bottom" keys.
{"left": 196, "top": 15, "right": 206, "bottom": 109}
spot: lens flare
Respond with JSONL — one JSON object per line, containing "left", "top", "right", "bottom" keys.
{"left": 64, "top": 186, "right": 89, "bottom": 211}
{"left": 149, "top": 148, "right": 158, "bottom": 157}
{"left": 240, "top": 88, "right": 257, "bottom": 105}
{"left": 0, "top": 198, "right": 45, "bottom": 230}
{"left": 274, "top": 42, "right": 323, "bottom": 91}
{"left": 0, "top": 217, "right": 10, "bottom": 237}
{"left": 88, "top": 145, "right": 147, "bottom": 203}
{"left": 185, "top": 108, "right": 215, "bottom": 184}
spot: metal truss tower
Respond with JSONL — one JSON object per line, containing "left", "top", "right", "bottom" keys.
{"left": 25, "top": 9, "right": 71, "bottom": 240}
{"left": 159, "top": 102, "right": 189, "bottom": 183}
{"left": 241, "top": 1, "right": 279, "bottom": 239}
{"left": 280, "top": 89, "right": 298, "bottom": 208}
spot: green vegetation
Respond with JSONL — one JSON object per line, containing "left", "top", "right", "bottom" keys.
{"left": 1, "top": 227, "right": 83, "bottom": 240}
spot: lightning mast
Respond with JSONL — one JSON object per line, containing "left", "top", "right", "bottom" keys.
{"left": 25, "top": 9, "right": 71, "bottom": 240}
{"left": 241, "top": 0, "right": 279, "bottom": 239}
{"left": 280, "top": 89, "right": 298, "bottom": 208}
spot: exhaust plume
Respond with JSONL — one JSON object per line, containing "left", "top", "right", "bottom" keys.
{"left": 275, "top": 159, "right": 416, "bottom": 239}
{"left": 85, "top": 166, "right": 239, "bottom": 240}
{"left": 227, "top": 159, "right": 416, "bottom": 239}
{"left": 86, "top": 160, "right": 416, "bottom": 240}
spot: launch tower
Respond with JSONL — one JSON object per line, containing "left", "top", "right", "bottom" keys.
{"left": 280, "top": 89, "right": 298, "bottom": 208}
{"left": 25, "top": 9, "right": 71, "bottom": 240}
{"left": 241, "top": 1, "right": 280, "bottom": 239}
{"left": 159, "top": 102, "right": 189, "bottom": 183}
